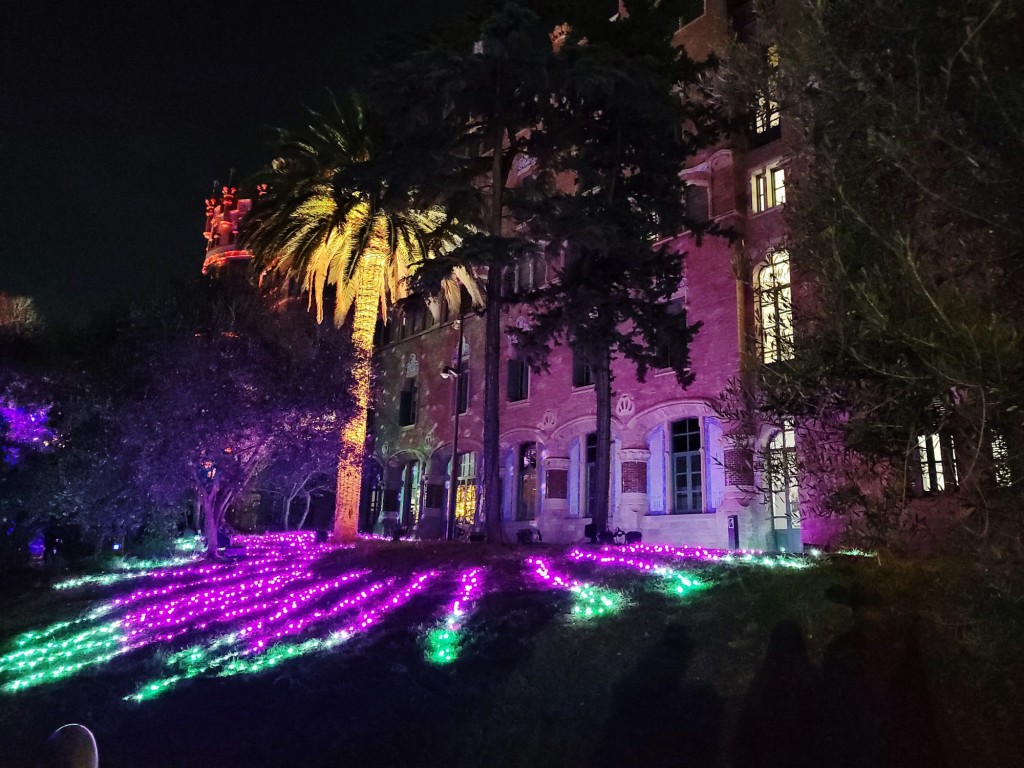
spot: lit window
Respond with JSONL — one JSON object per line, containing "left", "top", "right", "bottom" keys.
{"left": 917, "top": 432, "right": 957, "bottom": 492}
{"left": 751, "top": 164, "right": 786, "bottom": 213}
{"left": 755, "top": 250, "right": 794, "bottom": 363}
{"left": 766, "top": 422, "right": 800, "bottom": 550}
{"left": 992, "top": 432, "right": 1013, "bottom": 488}
{"left": 754, "top": 45, "right": 781, "bottom": 137}
{"left": 671, "top": 418, "right": 702, "bottom": 513}
{"left": 454, "top": 452, "right": 477, "bottom": 526}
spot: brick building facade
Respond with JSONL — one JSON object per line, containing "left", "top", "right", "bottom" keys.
{"left": 366, "top": 1, "right": 837, "bottom": 551}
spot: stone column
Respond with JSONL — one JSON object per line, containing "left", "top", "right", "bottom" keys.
{"left": 719, "top": 433, "right": 758, "bottom": 548}
{"left": 616, "top": 448, "right": 650, "bottom": 531}
{"left": 416, "top": 474, "right": 446, "bottom": 540}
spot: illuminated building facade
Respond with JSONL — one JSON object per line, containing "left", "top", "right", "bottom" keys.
{"left": 204, "top": 2, "right": 839, "bottom": 551}
{"left": 368, "top": 1, "right": 836, "bottom": 551}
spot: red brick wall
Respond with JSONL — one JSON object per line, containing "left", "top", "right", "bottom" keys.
{"left": 725, "top": 447, "right": 753, "bottom": 487}
{"left": 547, "top": 469, "right": 568, "bottom": 500}
{"left": 621, "top": 461, "right": 648, "bottom": 494}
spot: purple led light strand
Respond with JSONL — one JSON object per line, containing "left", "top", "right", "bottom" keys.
{"left": 245, "top": 577, "right": 395, "bottom": 652}
{"left": 306, "top": 571, "right": 439, "bottom": 648}
{"left": 103, "top": 539, "right": 342, "bottom": 617}
{"left": 612, "top": 542, "right": 762, "bottom": 562}
{"left": 611, "top": 542, "right": 808, "bottom": 568}
{"left": 447, "top": 568, "right": 484, "bottom": 621}
{"left": 567, "top": 548, "right": 659, "bottom": 572}
{"left": 136, "top": 571, "right": 442, "bottom": 692}
{"left": 122, "top": 568, "right": 373, "bottom": 646}
{"left": 525, "top": 557, "right": 577, "bottom": 589}
{"left": 210, "top": 569, "right": 373, "bottom": 640}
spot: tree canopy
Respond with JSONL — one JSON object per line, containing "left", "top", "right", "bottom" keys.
{"left": 720, "top": 0, "right": 1024, "bottom": 547}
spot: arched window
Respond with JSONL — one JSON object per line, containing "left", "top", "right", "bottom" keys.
{"left": 755, "top": 250, "right": 794, "bottom": 363}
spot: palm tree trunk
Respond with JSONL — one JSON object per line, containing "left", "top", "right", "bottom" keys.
{"left": 334, "top": 251, "right": 385, "bottom": 541}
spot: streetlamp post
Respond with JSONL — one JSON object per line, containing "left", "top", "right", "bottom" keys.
{"left": 441, "top": 306, "right": 466, "bottom": 541}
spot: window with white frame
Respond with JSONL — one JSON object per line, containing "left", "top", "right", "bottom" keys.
{"left": 755, "top": 250, "right": 794, "bottom": 363}
{"left": 751, "top": 163, "right": 786, "bottom": 213}
{"left": 671, "top": 418, "right": 703, "bottom": 513}
{"left": 917, "top": 432, "right": 957, "bottom": 492}
{"left": 506, "top": 358, "right": 529, "bottom": 402}
{"left": 765, "top": 422, "right": 800, "bottom": 533}
{"left": 572, "top": 349, "right": 594, "bottom": 388}
{"left": 502, "top": 253, "right": 547, "bottom": 297}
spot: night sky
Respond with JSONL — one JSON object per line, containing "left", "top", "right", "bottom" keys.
{"left": 2, "top": 1, "right": 474, "bottom": 327}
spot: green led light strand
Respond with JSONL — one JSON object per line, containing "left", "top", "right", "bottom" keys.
{"left": 568, "top": 584, "right": 622, "bottom": 620}
{"left": 423, "top": 569, "right": 484, "bottom": 665}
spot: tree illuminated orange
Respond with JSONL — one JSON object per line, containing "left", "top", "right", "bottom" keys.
{"left": 242, "top": 94, "right": 479, "bottom": 541}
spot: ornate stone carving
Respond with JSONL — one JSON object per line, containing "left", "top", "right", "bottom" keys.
{"left": 618, "top": 448, "right": 651, "bottom": 463}
{"left": 615, "top": 393, "right": 636, "bottom": 419}
{"left": 538, "top": 409, "right": 557, "bottom": 431}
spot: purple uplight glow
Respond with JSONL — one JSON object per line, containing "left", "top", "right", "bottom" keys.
{"left": 1, "top": 401, "right": 56, "bottom": 465}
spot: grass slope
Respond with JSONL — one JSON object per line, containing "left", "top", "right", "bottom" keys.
{"left": 0, "top": 543, "right": 1020, "bottom": 767}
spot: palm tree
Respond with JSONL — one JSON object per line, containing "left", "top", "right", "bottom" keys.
{"left": 242, "top": 92, "right": 480, "bottom": 541}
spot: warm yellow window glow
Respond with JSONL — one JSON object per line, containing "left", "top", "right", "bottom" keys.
{"left": 751, "top": 164, "right": 786, "bottom": 213}
{"left": 918, "top": 432, "right": 957, "bottom": 492}
{"left": 755, "top": 250, "right": 794, "bottom": 363}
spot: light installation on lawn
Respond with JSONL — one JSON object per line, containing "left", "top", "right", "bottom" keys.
{"left": 565, "top": 548, "right": 709, "bottom": 597}
{"left": 424, "top": 568, "right": 484, "bottom": 664}
{"left": 1, "top": 534, "right": 355, "bottom": 692}
{"left": 526, "top": 557, "right": 622, "bottom": 619}
{"left": 603, "top": 543, "right": 810, "bottom": 569}
{"left": 1, "top": 533, "right": 818, "bottom": 699}
{"left": 130, "top": 571, "right": 439, "bottom": 701}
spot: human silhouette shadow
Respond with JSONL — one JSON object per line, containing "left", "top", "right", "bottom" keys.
{"left": 726, "top": 598, "right": 964, "bottom": 768}
{"left": 589, "top": 623, "right": 724, "bottom": 768}
{"left": 819, "top": 620, "right": 963, "bottom": 768}
{"left": 731, "top": 619, "right": 823, "bottom": 768}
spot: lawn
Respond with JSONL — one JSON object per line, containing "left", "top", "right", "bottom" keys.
{"left": 0, "top": 533, "right": 1020, "bottom": 767}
